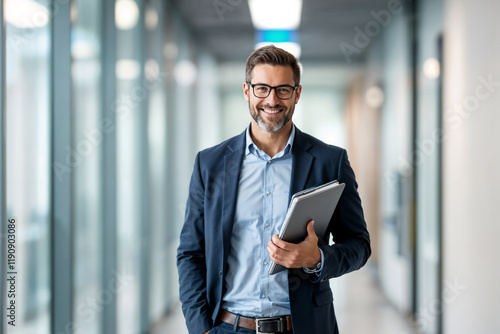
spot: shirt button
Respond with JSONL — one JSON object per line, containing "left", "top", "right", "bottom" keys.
{"left": 261, "top": 294, "right": 266, "bottom": 298}
{"left": 264, "top": 261, "right": 268, "bottom": 265}
{"left": 266, "top": 222, "right": 270, "bottom": 227}
{"left": 266, "top": 191, "right": 271, "bottom": 195}
{"left": 268, "top": 160, "right": 272, "bottom": 164}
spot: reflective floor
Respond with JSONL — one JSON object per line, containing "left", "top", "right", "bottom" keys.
{"left": 332, "top": 265, "right": 419, "bottom": 334}
{"left": 152, "top": 264, "right": 419, "bottom": 334}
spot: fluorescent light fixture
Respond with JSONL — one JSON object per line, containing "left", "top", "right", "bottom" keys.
{"left": 4, "top": 0, "right": 49, "bottom": 29}
{"left": 248, "top": 0, "right": 302, "bottom": 30}
{"left": 255, "top": 42, "right": 301, "bottom": 59}
{"left": 115, "top": 0, "right": 139, "bottom": 30}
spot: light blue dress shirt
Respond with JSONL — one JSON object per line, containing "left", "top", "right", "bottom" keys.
{"left": 222, "top": 125, "right": 296, "bottom": 317}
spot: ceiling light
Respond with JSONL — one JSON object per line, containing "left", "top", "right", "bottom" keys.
{"left": 423, "top": 57, "right": 440, "bottom": 79}
{"left": 248, "top": 0, "right": 302, "bottom": 30}
{"left": 365, "top": 86, "right": 384, "bottom": 109}
{"left": 4, "top": 0, "right": 49, "bottom": 29}
{"left": 72, "top": 40, "right": 97, "bottom": 59}
{"left": 115, "top": 0, "right": 139, "bottom": 30}
{"left": 116, "top": 59, "right": 140, "bottom": 80}
{"left": 145, "top": 7, "right": 158, "bottom": 30}
{"left": 174, "top": 60, "right": 197, "bottom": 87}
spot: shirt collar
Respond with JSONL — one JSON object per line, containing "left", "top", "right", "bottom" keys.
{"left": 245, "top": 123, "right": 295, "bottom": 157}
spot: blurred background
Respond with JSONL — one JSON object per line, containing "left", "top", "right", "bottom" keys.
{"left": 1, "top": 0, "right": 499, "bottom": 333}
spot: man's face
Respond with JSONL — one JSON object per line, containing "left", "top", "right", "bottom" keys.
{"left": 244, "top": 64, "right": 302, "bottom": 133}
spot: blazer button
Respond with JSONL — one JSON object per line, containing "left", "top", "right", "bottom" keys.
{"left": 219, "top": 271, "right": 222, "bottom": 275}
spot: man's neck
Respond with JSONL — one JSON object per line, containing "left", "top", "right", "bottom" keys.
{"left": 250, "top": 122, "right": 292, "bottom": 158}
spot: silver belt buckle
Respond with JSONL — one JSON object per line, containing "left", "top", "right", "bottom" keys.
{"left": 255, "top": 316, "right": 283, "bottom": 334}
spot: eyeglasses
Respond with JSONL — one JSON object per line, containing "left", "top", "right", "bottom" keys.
{"left": 247, "top": 82, "right": 298, "bottom": 100}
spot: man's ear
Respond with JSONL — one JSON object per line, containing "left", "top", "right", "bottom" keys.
{"left": 294, "top": 85, "right": 302, "bottom": 104}
{"left": 243, "top": 82, "right": 250, "bottom": 102}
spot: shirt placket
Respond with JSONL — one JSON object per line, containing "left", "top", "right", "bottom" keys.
{"left": 260, "top": 156, "right": 275, "bottom": 314}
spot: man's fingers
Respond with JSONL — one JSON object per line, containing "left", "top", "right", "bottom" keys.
{"left": 267, "top": 242, "right": 284, "bottom": 263}
{"left": 268, "top": 224, "right": 319, "bottom": 268}
{"left": 271, "top": 234, "right": 290, "bottom": 250}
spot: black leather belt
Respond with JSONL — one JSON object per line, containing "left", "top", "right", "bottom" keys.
{"left": 220, "top": 310, "right": 292, "bottom": 333}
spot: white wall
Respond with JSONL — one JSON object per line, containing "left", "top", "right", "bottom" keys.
{"left": 443, "top": 0, "right": 500, "bottom": 332}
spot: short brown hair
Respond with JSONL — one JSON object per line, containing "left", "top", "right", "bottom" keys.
{"left": 245, "top": 45, "right": 300, "bottom": 86}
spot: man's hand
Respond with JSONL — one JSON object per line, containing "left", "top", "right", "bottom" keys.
{"left": 267, "top": 220, "right": 321, "bottom": 268}
{"left": 203, "top": 331, "right": 210, "bottom": 334}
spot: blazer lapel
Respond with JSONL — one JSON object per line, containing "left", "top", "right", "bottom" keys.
{"left": 221, "top": 131, "right": 245, "bottom": 263}
{"left": 289, "top": 128, "right": 314, "bottom": 201}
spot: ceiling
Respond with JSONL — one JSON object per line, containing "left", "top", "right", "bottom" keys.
{"left": 169, "top": 0, "right": 389, "bottom": 64}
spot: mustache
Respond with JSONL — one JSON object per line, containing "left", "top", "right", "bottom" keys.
{"left": 259, "top": 104, "right": 285, "bottom": 109}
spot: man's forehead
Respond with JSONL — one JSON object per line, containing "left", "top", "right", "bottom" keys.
{"left": 252, "top": 63, "right": 293, "bottom": 72}
{"left": 250, "top": 64, "right": 295, "bottom": 82}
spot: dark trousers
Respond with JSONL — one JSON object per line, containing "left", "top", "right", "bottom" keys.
{"left": 210, "top": 321, "right": 293, "bottom": 334}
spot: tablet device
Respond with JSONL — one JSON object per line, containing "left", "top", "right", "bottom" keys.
{"left": 268, "top": 180, "right": 345, "bottom": 275}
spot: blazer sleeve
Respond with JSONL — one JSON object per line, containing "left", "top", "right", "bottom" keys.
{"left": 315, "top": 149, "right": 371, "bottom": 282}
{"left": 177, "top": 153, "right": 212, "bottom": 333}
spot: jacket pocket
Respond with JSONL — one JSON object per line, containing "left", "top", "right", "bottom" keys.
{"left": 313, "top": 289, "right": 333, "bottom": 306}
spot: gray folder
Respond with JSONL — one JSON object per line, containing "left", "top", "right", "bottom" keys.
{"left": 268, "top": 180, "right": 345, "bottom": 275}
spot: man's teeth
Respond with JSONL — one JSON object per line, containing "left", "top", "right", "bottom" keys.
{"left": 263, "top": 109, "right": 281, "bottom": 114}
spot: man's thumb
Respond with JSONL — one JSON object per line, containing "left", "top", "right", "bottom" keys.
{"left": 307, "top": 220, "right": 315, "bottom": 235}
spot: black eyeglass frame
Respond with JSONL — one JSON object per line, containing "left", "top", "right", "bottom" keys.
{"left": 247, "top": 82, "right": 299, "bottom": 100}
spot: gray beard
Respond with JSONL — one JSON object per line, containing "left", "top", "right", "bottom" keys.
{"left": 249, "top": 104, "right": 293, "bottom": 132}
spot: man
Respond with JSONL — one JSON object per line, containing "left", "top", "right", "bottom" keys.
{"left": 177, "top": 45, "right": 370, "bottom": 334}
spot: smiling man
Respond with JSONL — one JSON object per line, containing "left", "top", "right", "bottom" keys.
{"left": 177, "top": 45, "right": 371, "bottom": 334}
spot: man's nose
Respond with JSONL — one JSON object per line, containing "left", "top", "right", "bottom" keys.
{"left": 264, "top": 88, "right": 280, "bottom": 105}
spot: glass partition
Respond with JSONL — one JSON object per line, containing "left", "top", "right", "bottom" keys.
{"left": 71, "top": 0, "right": 104, "bottom": 333}
{"left": 116, "top": 0, "right": 143, "bottom": 332}
{"left": 4, "top": 0, "right": 52, "bottom": 332}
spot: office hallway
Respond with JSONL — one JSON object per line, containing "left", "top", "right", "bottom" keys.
{"left": 152, "top": 264, "right": 419, "bottom": 334}
{"left": 3, "top": 0, "right": 500, "bottom": 333}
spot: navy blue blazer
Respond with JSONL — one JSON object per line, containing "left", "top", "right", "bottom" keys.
{"left": 177, "top": 127, "right": 371, "bottom": 334}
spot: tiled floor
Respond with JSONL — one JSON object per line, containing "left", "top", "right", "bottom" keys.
{"left": 152, "top": 264, "right": 419, "bottom": 334}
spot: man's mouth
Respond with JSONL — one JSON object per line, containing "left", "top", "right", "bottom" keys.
{"left": 261, "top": 107, "right": 283, "bottom": 115}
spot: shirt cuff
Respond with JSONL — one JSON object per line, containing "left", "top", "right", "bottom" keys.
{"left": 302, "top": 248, "right": 324, "bottom": 274}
